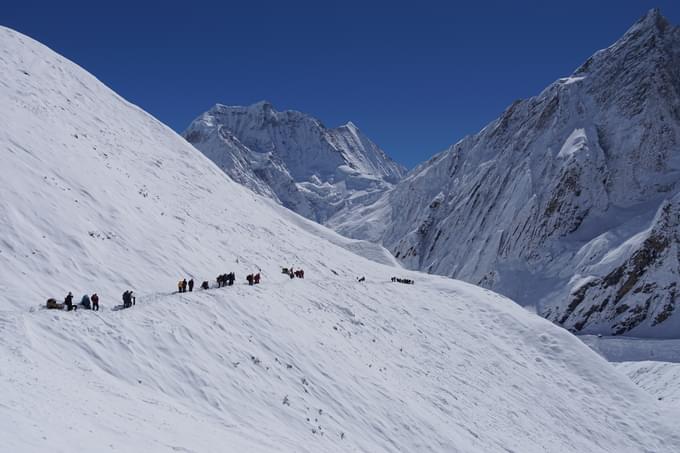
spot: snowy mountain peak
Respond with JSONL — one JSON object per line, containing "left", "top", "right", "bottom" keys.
{"left": 575, "top": 9, "right": 677, "bottom": 77}
{"left": 630, "top": 8, "right": 670, "bottom": 35}
{"left": 184, "top": 102, "right": 406, "bottom": 223}
{"left": 343, "top": 120, "right": 358, "bottom": 131}
{"left": 333, "top": 11, "right": 680, "bottom": 338}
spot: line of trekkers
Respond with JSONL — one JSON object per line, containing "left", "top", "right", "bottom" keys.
{"left": 44, "top": 266, "right": 308, "bottom": 312}
{"left": 282, "top": 267, "right": 304, "bottom": 279}
{"left": 45, "top": 291, "right": 127, "bottom": 311}
{"left": 177, "top": 278, "right": 194, "bottom": 293}
{"left": 215, "top": 273, "right": 235, "bottom": 288}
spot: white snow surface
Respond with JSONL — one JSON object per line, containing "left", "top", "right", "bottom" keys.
{"left": 615, "top": 361, "right": 680, "bottom": 403}
{"left": 1, "top": 25, "right": 680, "bottom": 453}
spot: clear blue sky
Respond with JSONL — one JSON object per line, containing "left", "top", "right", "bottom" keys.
{"left": 4, "top": 1, "right": 680, "bottom": 168}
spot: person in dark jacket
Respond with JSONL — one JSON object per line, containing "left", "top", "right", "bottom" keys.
{"left": 254, "top": 273, "right": 261, "bottom": 284}
{"left": 64, "top": 292, "right": 76, "bottom": 311}
{"left": 91, "top": 293, "right": 100, "bottom": 311}
{"left": 181, "top": 279, "right": 188, "bottom": 293}
{"left": 201, "top": 280, "right": 209, "bottom": 290}
{"left": 122, "top": 290, "right": 135, "bottom": 308}
{"left": 188, "top": 279, "right": 194, "bottom": 292}
{"left": 246, "top": 274, "right": 253, "bottom": 286}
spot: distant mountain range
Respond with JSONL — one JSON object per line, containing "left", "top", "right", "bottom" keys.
{"left": 184, "top": 102, "right": 405, "bottom": 223}
{"left": 187, "top": 9, "right": 680, "bottom": 338}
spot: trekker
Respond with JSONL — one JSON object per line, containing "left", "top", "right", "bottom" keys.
{"left": 246, "top": 274, "right": 253, "bottom": 286}
{"left": 299, "top": 269, "right": 304, "bottom": 279}
{"left": 289, "top": 270, "right": 294, "bottom": 279}
{"left": 188, "top": 279, "right": 194, "bottom": 292}
{"left": 357, "top": 276, "right": 366, "bottom": 283}
{"left": 254, "top": 273, "right": 261, "bottom": 284}
{"left": 91, "top": 293, "right": 100, "bottom": 311}
{"left": 228, "top": 272, "right": 235, "bottom": 286}
{"left": 201, "top": 280, "right": 209, "bottom": 290}
{"left": 122, "top": 290, "right": 135, "bottom": 308}
{"left": 64, "top": 292, "right": 76, "bottom": 311}
{"left": 181, "top": 279, "right": 188, "bottom": 293}
{"left": 177, "top": 280, "right": 183, "bottom": 293}
{"left": 80, "top": 294, "right": 91, "bottom": 310}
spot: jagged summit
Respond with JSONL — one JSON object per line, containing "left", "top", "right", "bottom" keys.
{"left": 628, "top": 8, "right": 670, "bottom": 35}
{"left": 331, "top": 10, "right": 680, "bottom": 338}
{"left": 184, "top": 101, "right": 406, "bottom": 223}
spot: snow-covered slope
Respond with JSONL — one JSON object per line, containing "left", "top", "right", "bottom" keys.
{"left": 615, "top": 361, "right": 680, "bottom": 403}
{"left": 2, "top": 25, "right": 680, "bottom": 453}
{"left": 332, "top": 9, "right": 680, "bottom": 338}
{"left": 183, "top": 102, "right": 406, "bottom": 223}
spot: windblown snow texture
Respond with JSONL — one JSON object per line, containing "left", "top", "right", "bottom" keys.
{"left": 183, "top": 102, "right": 406, "bottom": 223}
{"left": 2, "top": 24, "right": 679, "bottom": 453}
{"left": 332, "top": 9, "right": 680, "bottom": 338}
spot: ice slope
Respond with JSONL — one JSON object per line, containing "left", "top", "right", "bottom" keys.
{"left": 331, "top": 9, "right": 680, "bottom": 338}
{"left": 183, "top": 102, "right": 406, "bottom": 224}
{"left": 1, "top": 25, "right": 680, "bottom": 453}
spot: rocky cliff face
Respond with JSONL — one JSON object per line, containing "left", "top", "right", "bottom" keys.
{"left": 184, "top": 102, "right": 406, "bottom": 223}
{"left": 332, "top": 9, "right": 680, "bottom": 337}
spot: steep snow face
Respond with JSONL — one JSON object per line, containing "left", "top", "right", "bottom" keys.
{"left": 332, "top": 9, "right": 680, "bottom": 338}
{"left": 3, "top": 25, "right": 680, "bottom": 453}
{"left": 0, "top": 27, "right": 399, "bottom": 313}
{"left": 183, "top": 102, "right": 406, "bottom": 223}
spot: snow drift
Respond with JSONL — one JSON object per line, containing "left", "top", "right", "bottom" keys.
{"left": 1, "top": 25, "right": 679, "bottom": 453}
